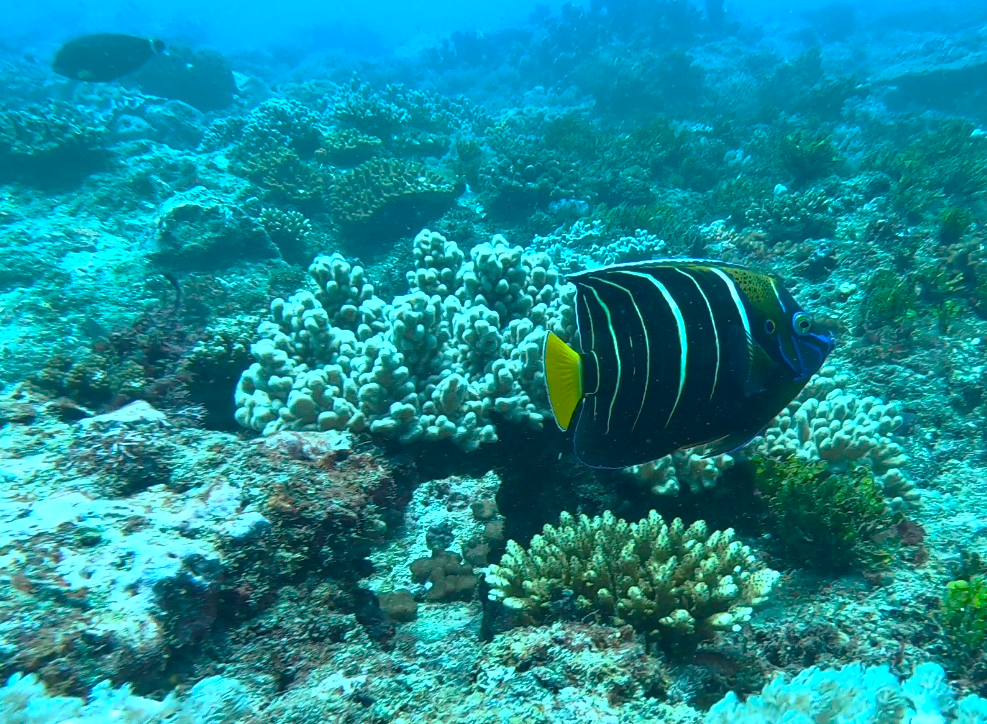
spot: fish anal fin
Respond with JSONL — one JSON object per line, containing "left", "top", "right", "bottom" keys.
{"left": 544, "top": 332, "right": 582, "bottom": 431}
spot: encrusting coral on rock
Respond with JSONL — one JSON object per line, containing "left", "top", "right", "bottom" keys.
{"left": 235, "top": 228, "right": 576, "bottom": 451}
{"left": 705, "top": 661, "right": 987, "bottom": 724}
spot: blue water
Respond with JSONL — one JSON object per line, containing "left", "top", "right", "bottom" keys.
{"left": 2, "top": 0, "right": 987, "bottom": 721}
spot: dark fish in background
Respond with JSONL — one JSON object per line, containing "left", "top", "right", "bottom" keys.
{"left": 52, "top": 33, "right": 166, "bottom": 82}
{"left": 544, "top": 259, "right": 836, "bottom": 469}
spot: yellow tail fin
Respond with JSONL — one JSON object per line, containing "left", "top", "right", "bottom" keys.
{"left": 543, "top": 331, "right": 582, "bottom": 431}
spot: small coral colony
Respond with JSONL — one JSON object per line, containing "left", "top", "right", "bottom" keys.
{"left": 3, "top": 3, "right": 987, "bottom": 722}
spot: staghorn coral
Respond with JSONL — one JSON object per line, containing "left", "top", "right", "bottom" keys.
{"left": 485, "top": 510, "right": 778, "bottom": 653}
{"left": 328, "top": 158, "right": 461, "bottom": 240}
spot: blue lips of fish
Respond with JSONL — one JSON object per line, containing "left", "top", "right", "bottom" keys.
{"left": 544, "top": 258, "right": 836, "bottom": 469}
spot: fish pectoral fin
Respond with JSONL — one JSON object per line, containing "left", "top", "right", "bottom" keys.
{"left": 745, "top": 343, "right": 779, "bottom": 396}
{"left": 698, "top": 429, "right": 762, "bottom": 458}
{"left": 727, "top": 324, "right": 774, "bottom": 397}
{"left": 725, "top": 324, "right": 753, "bottom": 386}
{"left": 544, "top": 331, "right": 582, "bottom": 431}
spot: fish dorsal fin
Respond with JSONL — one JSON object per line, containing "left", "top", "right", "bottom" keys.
{"left": 543, "top": 332, "right": 582, "bottom": 431}
{"left": 722, "top": 266, "right": 780, "bottom": 315}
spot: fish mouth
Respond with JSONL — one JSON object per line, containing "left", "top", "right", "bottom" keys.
{"left": 785, "top": 329, "right": 836, "bottom": 384}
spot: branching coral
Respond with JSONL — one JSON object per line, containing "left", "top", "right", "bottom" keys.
{"left": 259, "top": 207, "right": 321, "bottom": 266}
{"left": 759, "top": 368, "right": 916, "bottom": 509}
{"left": 328, "top": 158, "right": 461, "bottom": 240}
{"left": 334, "top": 89, "right": 411, "bottom": 139}
{"left": 321, "top": 128, "right": 383, "bottom": 166}
{"left": 485, "top": 510, "right": 778, "bottom": 653}
{"left": 334, "top": 78, "right": 490, "bottom": 138}
{"left": 479, "top": 119, "right": 589, "bottom": 221}
{"left": 0, "top": 101, "right": 110, "bottom": 185}
{"left": 226, "top": 99, "right": 328, "bottom": 206}
{"left": 237, "top": 98, "right": 326, "bottom": 158}
{"left": 235, "top": 229, "right": 575, "bottom": 451}
{"left": 233, "top": 146, "right": 325, "bottom": 206}
{"left": 743, "top": 186, "right": 835, "bottom": 244}
{"left": 624, "top": 450, "right": 735, "bottom": 497}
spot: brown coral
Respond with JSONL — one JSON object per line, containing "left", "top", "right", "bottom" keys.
{"left": 328, "top": 158, "right": 461, "bottom": 240}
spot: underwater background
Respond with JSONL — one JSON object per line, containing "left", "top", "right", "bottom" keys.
{"left": 3, "top": 0, "right": 987, "bottom": 721}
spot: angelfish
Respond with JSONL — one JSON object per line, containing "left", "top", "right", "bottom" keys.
{"left": 53, "top": 33, "right": 166, "bottom": 82}
{"left": 543, "top": 259, "right": 836, "bottom": 469}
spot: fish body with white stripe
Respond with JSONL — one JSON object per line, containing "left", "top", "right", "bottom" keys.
{"left": 543, "top": 259, "right": 836, "bottom": 469}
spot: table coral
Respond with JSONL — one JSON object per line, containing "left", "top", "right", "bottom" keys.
{"left": 321, "top": 128, "right": 383, "bottom": 166}
{"left": 328, "top": 158, "right": 461, "bottom": 240}
{"left": 235, "top": 229, "right": 575, "bottom": 451}
{"left": 0, "top": 102, "right": 110, "bottom": 186}
{"left": 485, "top": 510, "right": 778, "bottom": 653}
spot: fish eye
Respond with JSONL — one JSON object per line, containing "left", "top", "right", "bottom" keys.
{"left": 764, "top": 319, "right": 776, "bottom": 334}
{"left": 793, "top": 312, "right": 813, "bottom": 334}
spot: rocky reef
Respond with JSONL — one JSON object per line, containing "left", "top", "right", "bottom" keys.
{"left": 4, "top": 1, "right": 987, "bottom": 722}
